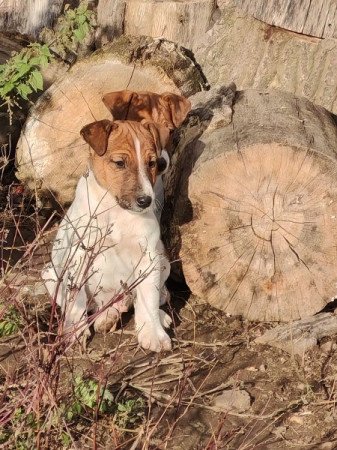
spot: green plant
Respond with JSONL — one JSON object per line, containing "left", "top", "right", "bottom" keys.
{"left": 0, "top": 43, "right": 53, "bottom": 107}
{"left": 40, "top": 1, "right": 95, "bottom": 59}
{"left": 0, "top": 407, "right": 38, "bottom": 449}
{"left": 115, "top": 397, "right": 146, "bottom": 429}
{"left": 0, "top": 1, "right": 95, "bottom": 118}
{"left": 0, "top": 306, "right": 21, "bottom": 337}
{"left": 66, "top": 376, "right": 114, "bottom": 421}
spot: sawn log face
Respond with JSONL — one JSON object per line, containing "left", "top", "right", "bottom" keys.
{"left": 164, "top": 88, "right": 337, "bottom": 322}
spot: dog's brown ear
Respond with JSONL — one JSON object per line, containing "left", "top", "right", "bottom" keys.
{"left": 161, "top": 93, "right": 191, "bottom": 128}
{"left": 80, "top": 120, "right": 116, "bottom": 156}
{"left": 102, "top": 90, "right": 134, "bottom": 120}
{"left": 142, "top": 120, "right": 170, "bottom": 155}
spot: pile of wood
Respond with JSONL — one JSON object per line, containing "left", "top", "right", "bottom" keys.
{"left": 12, "top": 0, "right": 337, "bottom": 331}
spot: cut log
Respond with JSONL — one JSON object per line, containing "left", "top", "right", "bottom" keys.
{"left": 194, "top": 6, "right": 337, "bottom": 115}
{"left": 234, "top": 0, "right": 337, "bottom": 39}
{"left": 255, "top": 312, "right": 337, "bottom": 355}
{"left": 96, "top": 0, "right": 125, "bottom": 44}
{"left": 15, "top": 36, "right": 206, "bottom": 205}
{"left": 96, "top": 2, "right": 337, "bottom": 115}
{"left": 124, "top": 0, "right": 218, "bottom": 49}
{"left": 0, "top": 0, "right": 63, "bottom": 37}
{"left": 163, "top": 87, "right": 337, "bottom": 322}
{"left": 0, "top": 32, "right": 27, "bottom": 64}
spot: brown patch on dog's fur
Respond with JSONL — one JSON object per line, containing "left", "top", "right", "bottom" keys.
{"left": 80, "top": 120, "right": 115, "bottom": 156}
{"left": 102, "top": 90, "right": 191, "bottom": 130}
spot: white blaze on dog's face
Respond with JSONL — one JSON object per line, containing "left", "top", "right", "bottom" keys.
{"left": 80, "top": 120, "right": 170, "bottom": 212}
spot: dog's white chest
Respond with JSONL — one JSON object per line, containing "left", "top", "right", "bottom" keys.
{"left": 89, "top": 215, "right": 160, "bottom": 293}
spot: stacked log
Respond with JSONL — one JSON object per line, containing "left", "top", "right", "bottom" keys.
{"left": 100, "top": 1, "right": 337, "bottom": 115}
{"left": 164, "top": 87, "right": 337, "bottom": 322}
{"left": 124, "top": 0, "right": 218, "bottom": 49}
{"left": 11, "top": 0, "right": 337, "bottom": 324}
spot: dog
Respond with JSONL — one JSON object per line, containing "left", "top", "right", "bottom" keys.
{"left": 42, "top": 92, "right": 191, "bottom": 352}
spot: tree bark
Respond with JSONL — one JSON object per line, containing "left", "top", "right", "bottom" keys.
{"left": 255, "top": 312, "right": 337, "bottom": 355}
{"left": 0, "top": 0, "right": 63, "bottom": 37}
{"left": 234, "top": 0, "right": 337, "bottom": 39}
{"left": 124, "top": 0, "right": 218, "bottom": 49}
{"left": 194, "top": 6, "right": 337, "bottom": 115}
{"left": 96, "top": 0, "right": 125, "bottom": 45}
{"left": 163, "top": 87, "right": 337, "bottom": 322}
{"left": 15, "top": 36, "right": 206, "bottom": 205}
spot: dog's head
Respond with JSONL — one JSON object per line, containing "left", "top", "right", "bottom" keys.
{"left": 102, "top": 90, "right": 191, "bottom": 130}
{"left": 80, "top": 119, "right": 170, "bottom": 213}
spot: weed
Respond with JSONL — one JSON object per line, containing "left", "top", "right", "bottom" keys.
{"left": 0, "top": 305, "right": 21, "bottom": 337}
{"left": 0, "top": 43, "right": 52, "bottom": 109}
{"left": 67, "top": 375, "right": 114, "bottom": 420}
{"left": 40, "top": 1, "right": 96, "bottom": 60}
{"left": 115, "top": 397, "right": 146, "bottom": 429}
{"left": 0, "top": 1, "right": 95, "bottom": 119}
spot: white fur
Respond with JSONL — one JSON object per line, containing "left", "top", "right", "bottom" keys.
{"left": 42, "top": 169, "right": 172, "bottom": 352}
{"left": 134, "top": 136, "right": 154, "bottom": 200}
{"left": 153, "top": 149, "right": 170, "bottom": 220}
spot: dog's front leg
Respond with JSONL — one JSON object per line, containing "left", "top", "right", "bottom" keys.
{"left": 134, "top": 260, "right": 172, "bottom": 352}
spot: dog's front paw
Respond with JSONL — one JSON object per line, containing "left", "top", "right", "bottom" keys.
{"left": 94, "top": 307, "right": 119, "bottom": 333}
{"left": 137, "top": 325, "right": 172, "bottom": 352}
{"left": 159, "top": 309, "right": 172, "bottom": 329}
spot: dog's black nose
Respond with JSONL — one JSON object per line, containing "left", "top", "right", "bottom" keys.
{"left": 136, "top": 195, "right": 152, "bottom": 209}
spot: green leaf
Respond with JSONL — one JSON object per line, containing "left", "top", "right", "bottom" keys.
{"left": 61, "top": 432, "right": 71, "bottom": 447}
{"left": 39, "top": 55, "right": 49, "bottom": 67}
{"left": 82, "top": 21, "right": 90, "bottom": 34}
{"left": 39, "top": 44, "right": 52, "bottom": 58}
{"left": 11, "top": 63, "right": 31, "bottom": 82}
{"left": 29, "top": 56, "right": 43, "bottom": 66}
{"left": 67, "top": 10, "right": 76, "bottom": 19}
{"left": 77, "top": 14, "right": 87, "bottom": 25}
{"left": 102, "top": 389, "right": 114, "bottom": 402}
{"left": 29, "top": 70, "right": 43, "bottom": 91}
{"left": 0, "top": 82, "right": 15, "bottom": 96}
{"left": 117, "top": 404, "right": 127, "bottom": 412}
{"left": 16, "top": 83, "right": 33, "bottom": 100}
{"left": 77, "top": 3, "right": 88, "bottom": 15}
{"left": 73, "top": 27, "right": 85, "bottom": 42}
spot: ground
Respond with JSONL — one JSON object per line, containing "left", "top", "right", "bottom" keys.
{"left": 0, "top": 185, "right": 337, "bottom": 450}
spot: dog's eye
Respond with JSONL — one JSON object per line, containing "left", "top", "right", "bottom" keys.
{"left": 148, "top": 160, "right": 156, "bottom": 168}
{"left": 113, "top": 160, "right": 125, "bottom": 168}
{"left": 157, "top": 157, "right": 167, "bottom": 173}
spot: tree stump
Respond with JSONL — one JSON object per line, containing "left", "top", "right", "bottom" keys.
{"left": 0, "top": 32, "right": 27, "bottom": 64}
{"left": 15, "top": 36, "right": 206, "bottom": 205}
{"left": 164, "top": 88, "right": 337, "bottom": 322}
